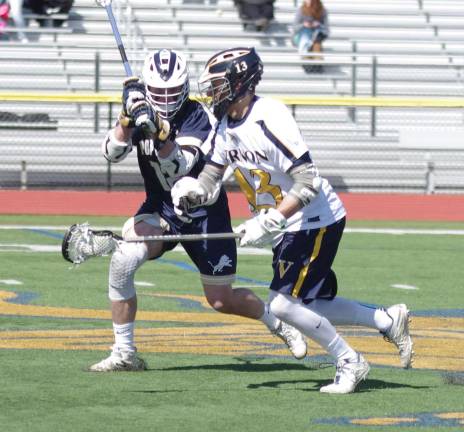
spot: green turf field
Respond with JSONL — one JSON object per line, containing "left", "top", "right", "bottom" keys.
{"left": 1, "top": 215, "right": 463, "bottom": 432}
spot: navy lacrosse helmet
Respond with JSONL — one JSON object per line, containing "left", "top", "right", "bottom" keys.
{"left": 142, "top": 49, "right": 190, "bottom": 120}
{"left": 198, "top": 47, "right": 263, "bottom": 119}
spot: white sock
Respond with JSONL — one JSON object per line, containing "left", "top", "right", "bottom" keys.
{"left": 260, "top": 303, "right": 280, "bottom": 331}
{"left": 327, "top": 334, "right": 358, "bottom": 362}
{"left": 374, "top": 308, "right": 394, "bottom": 332}
{"left": 113, "top": 322, "right": 135, "bottom": 353}
{"left": 308, "top": 297, "right": 393, "bottom": 331}
{"left": 269, "top": 293, "right": 357, "bottom": 361}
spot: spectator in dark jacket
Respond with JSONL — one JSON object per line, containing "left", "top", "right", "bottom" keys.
{"left": 234, "top": 0, "right": 274, "bottom": 32}
{"left": 26, "top": 0, "right": 73, "bottom": 27}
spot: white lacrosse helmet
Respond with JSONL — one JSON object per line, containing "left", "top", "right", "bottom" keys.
{"left": 142, "top": 49, "right": 190, "bottom": 120}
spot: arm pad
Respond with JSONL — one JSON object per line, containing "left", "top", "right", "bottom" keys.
{"left": 156, "top": 144, "right": 199, "bottom": 181}
{"left": 197, "top": 163, "right": 224, "bottom": 206}
{"left": 287, "top": 162, "right": 322, "bottom": 206}
{"left": 102, "top": 129, "right": 132, "bottom": 163}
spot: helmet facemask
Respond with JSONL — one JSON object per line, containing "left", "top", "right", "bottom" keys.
{"left": 146, "top": 82, "right": 189, "bottom": 120}
{"left": 198, "top": 76, "right": 233, "bottom": 120}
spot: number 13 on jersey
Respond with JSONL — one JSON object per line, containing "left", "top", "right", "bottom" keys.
{"left": 233, "top": 167, "right": 283, "bottom": 212}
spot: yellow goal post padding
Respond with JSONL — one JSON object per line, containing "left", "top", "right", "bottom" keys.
{"left": 0, "top": 93, "right": 463, "bottom": 108}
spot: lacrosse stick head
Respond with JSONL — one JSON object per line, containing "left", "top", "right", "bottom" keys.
{"left": 62, "top": 223, "right": 117, "bottom": 265}
{"left": 95, "top": 0, "right": 112, "bottom": 7}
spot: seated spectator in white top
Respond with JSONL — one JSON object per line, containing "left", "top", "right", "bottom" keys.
{"left": 8, "top": 0, "right": 29, "bottom": 42}
{"left": 292, "top": 0, "right": 329, "bottom": 73}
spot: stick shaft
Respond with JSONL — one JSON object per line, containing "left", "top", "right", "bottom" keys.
{"left": 104, "top": 4, "right": 132, "bottom": 76}
{"left": 124, "top": 232, "right": 242, "bottom": 242}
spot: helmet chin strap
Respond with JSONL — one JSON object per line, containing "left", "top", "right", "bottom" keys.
{"left": 228, "top": 92, "right": 253, "bottom": 120}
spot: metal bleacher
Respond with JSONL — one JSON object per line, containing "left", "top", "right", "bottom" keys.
{"left": 1, "top": 0, "right": 464, "bottom": 192}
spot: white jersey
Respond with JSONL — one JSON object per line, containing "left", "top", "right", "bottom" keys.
{"left": 209, "top": 96, "right": 346, "bottom": 231}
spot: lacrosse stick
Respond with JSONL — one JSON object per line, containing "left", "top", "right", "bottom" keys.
{"left": 95, "top": 0, "right": 132, "bottom": 76}
{"left": 62, "top": 223, "right": 242, "bottom": 265}
{"left": 94, "top": 0, "right": 170, "bottom": 139}
{"left": 124, "top": 232, "right": 242, "bottom": 242}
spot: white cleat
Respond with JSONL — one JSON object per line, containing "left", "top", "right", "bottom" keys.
{"left": 382, "top": 304, "right": 414, "bottom": 369}
{"left": 88, "top": 347, "right": 147, "bottom": 372}
{"left": 320, "top": 353, "right": 370, "bottom": 394}
{"left": 273, "top": 321, "right": 308, "bottom": 360}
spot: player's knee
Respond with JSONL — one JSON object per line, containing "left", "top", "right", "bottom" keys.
{"left": 205, "top": 292, "right": 235, "bottom": 314}
{"left": 122, "top": 214, "right": 163, "bottom": 238}
{"left": 108, "top": 241, "right": 148, "bottom": 301}
{"left": 203, "top": 282, "right": 235, "bottom": 314}
{"left": 122, "top": 214, "right": 165, "bottom": 259}
{"left": 269, "top": 293, "right": 296, "bottom": 322}
{"left": 210, "top": 298, "right": 233, "bottom": 314}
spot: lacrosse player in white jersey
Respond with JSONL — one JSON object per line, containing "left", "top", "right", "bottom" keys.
{"left": 171, "top": 47, "right": 414, "bottom": 394}
{"left": 62, "top": 48, "right": 307, "bottom": 372}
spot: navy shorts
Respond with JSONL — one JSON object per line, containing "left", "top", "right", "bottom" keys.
{"left": 136, "top": 190, "right": 237, "bottom": 279}
{"left": 270, "top": 217, "right": 345, "bottom": 302}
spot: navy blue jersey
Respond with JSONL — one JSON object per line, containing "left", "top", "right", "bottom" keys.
{"left": 131, "top": 100, "right": 237, "bottom": 278}
{"left": 132, "top": 99, "right": 211, "bottom": 208}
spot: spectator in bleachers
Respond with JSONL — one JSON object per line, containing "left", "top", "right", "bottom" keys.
{"left": 25, "top": 0, "right": 73, "bottom": 27}
{"left": 8, "top": 0, "right": 29, "bottom": 42}
{"left": 292, "top": 0, "right": 329, "bottom": 73}
{"left": 234, "top": 0, "right": 275, "bottom": 32}
{"left": 0, "top": 0, "right": 10, "bottom": 38}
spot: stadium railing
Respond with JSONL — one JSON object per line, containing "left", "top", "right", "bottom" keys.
{"left": 0, "top": 93, "right": 463, "bottom": 194}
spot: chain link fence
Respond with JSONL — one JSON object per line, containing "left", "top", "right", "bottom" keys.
{"left": 1, "top": 94, "right": 464, "bottom": 193}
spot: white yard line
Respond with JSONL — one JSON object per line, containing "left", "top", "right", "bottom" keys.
{"left": 0, "top": 243, "right": 272, "bottom": 255}
{"left": 391, "top": 283, "right": 419, "bottom": 290}
{"left": 0, "top": 279, "right": 23, "bottom": 285}
{"left": 1, "top": 225, "right": 464, "bottom": 235}
{"left": 0, "top": 225, "right": 123, "bottom": 231}
{"left": 0, "top": 225, "right": 463, "bottom": 256}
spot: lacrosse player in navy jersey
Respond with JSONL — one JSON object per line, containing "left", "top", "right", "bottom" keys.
{"left": 62, "top": 48, "right": 307, "bottom": 372}
{"left": 171, "top": 47, "right": 414, "bottom": 394}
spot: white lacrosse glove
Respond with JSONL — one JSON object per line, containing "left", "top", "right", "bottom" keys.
{"left": 171, "top": 176, "right": 207, "bottom": 221}
{"left": 233, "top": 208, "right": 287, "bottom": 248}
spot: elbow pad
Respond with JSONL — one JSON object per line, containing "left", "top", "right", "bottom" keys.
{"left": 157, "top": 145, "right": 199, "bottom": 181}
{"left": 102, "top": 129, "right": 132, "bottom": 163}
{"left": 288, "top": 163, "right": 322, "bottom": 206}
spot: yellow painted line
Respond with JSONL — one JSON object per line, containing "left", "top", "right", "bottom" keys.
{"left": 278, "top": 95, "right": 464, "bottom": 108}
{"left": 351, "top": 417, "right": 417, "bottom": 426}
{"left": 435, "top": 413, "right": 464, "bottom": 420}
{"left": 0, "top": 93, "right": 119, "bottom": 103}
{"left": 0, "top": 290, "right": 463, "bottom": 371}
{"left": 0, "top": 290, "right": 248, "bottom": 324}
{"left": 1, "top": 93, "right": 464, "bottom": 108}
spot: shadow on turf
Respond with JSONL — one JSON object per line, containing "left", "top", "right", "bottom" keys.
{"left": 130, "top": 378, "right": 430, "bottom": 394}
{"left": 247, "top": 378, "right": 432, "bottom": 393}
{"left": 148, "top": 360, "right": 322, "bottom": 374}
{"left": 135, "top": 357, "right": 431, "bottom": 394}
